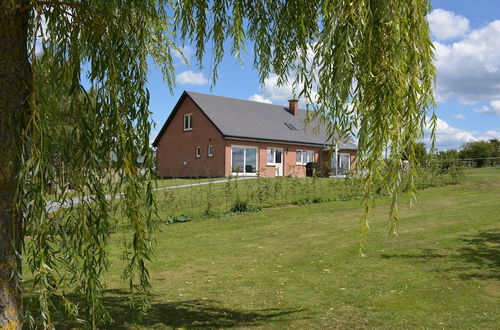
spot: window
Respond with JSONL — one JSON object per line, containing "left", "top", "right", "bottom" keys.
{"left": 267, "top": 148, "right": 283, "bottom": 165}
{"left": 332, "top": 153, "right": 351, "bottom": 175}
{"left": 195, "top": 146, "right": 201, "bottom": 158}
{"left": 267, "top": 148, "right": 275, "bottom": 165}
{"left": 184, "top": 113, "right": 192, "bottom": 131}
{"left": 284, "top": 122, "right": 299, "bottom": 131}
{"left": 231, "top": 146, "right": 258, "bottom": 175}
{"left": 208, "top": 145, "right": 213, "bottom": 157}
{"left": 296, "top": 150, "right": 314, "bottom": 165}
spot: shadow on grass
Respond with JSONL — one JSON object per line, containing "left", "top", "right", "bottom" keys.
{"left": 455, "top": 229, "right": 500, "bottom": 280}
{"left": 380, "top": 249, "right": 447, "bottom": 261}
{"left": 44, "top": 289, "right": 302, "bottom": 329}
{"left": 380, "top": 229, "right": 500, "bottom": 280}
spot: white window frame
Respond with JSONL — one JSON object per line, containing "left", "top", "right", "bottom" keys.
{"left": 230, "top": 145, "right": 259, "bottom": 176}
{"left": 208, "top": 145, "right": 213, "bottom": 157}
{"left": 332, "top": 152, "right": 351, "bottom": 176}
{"left": 183, "top": 113, "right": 192, "bottom": 131}
{"left": 336, "top": 153, "right": 350, "bottom": 169}
{"left": 267, "top": 147, "right": 284, "bottom": 166}
{"left": 267, "top": 148, "right": 276, "bottom": 165}
{"left": 296, "top": 149, "right": 315, "bottom": 165}
{"left": 195, "top": 145, "right": 201, "bottom": 158}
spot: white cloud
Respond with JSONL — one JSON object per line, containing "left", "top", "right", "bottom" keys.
{"left": 473, "top": 100, "right": 500, "bottom": 115}
{"left": 258, "top": 74, "right": 296, "bottom": 102}
{"left": 250, "top": 73, "right": 319, "bottom": 107}
{"left": 434, "top": 20, "right": 500, "bottom": 104}
{"left": 248, "top": 94, "right": 272, "bottom": 104}
{"left": 431, "top": 118, "right": 476, "bottom": 148}
{"left": 428, "top": 9, "right": 469, "bottom": 41}
{"left": 480, "top": 130, "right": 500, "bottom": 140}
{"left": 452, "top": 113, "right": 465, "bottom": 120}
{"left": 175, "top": 70, "right": 208, "bottom": 85}
{"left": 425, "top": 117, "right": 500, "bottom": 149}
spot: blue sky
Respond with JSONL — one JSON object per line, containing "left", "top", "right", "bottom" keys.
{"left": 148, "top": 1, "right": 500, "bottom": 150}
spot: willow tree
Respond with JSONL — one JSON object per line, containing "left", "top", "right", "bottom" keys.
{"left": 0, "top": 0, "right": 435, "bottom": 328}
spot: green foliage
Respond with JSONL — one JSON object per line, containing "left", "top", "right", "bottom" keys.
{"left": 447, "top": 164, "right": 466, "bottom": 184}
{"left": 437, "top": 148, "right": 459, "bottom": 161}
{"left": 230, "top": 199, "right": 250, "bottom": 213}
{"left": 166, "top": 214, "right": 192, "bottom": 224}
{"left": 490, "top": 138, "right": 500, "bottom": 157}
{"left": 403, "top": 142, "right": 428, "bottom": 165}
{"left": 16, "top": 1, "right": 175, "bottom": 327}
{"left": 459, "top": 141, "right": 496, "bottom": 167}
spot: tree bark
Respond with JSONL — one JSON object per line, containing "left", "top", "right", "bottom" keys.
{"left": 0, "top": 1, "right": 31, "bottom": 329}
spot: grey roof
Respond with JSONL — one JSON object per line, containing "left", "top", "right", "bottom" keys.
{"left": 153, "top": 91, "right": 357, "bottom": 149}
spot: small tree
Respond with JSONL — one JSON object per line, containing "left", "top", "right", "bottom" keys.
{"left": 489, "top": 139, "right": 500, "bottom": 157}
{"left": 459, "top": 141, "right": 495, "bottom": 167}
{"left": 437, "top": 149, "right": 459, "bottom": 161}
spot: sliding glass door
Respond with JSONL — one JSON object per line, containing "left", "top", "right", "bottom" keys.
{"left": 231, "top": 146, "right": 258, "bottom": 176}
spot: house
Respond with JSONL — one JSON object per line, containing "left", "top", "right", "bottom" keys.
{"left": 153, "top": 91, "right": 357, "bottom": 178}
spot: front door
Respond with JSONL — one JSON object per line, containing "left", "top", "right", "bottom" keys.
{"left": 274, "top": 148, "right": 283, "bottom": 176}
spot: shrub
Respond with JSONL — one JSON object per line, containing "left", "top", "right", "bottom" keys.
{"left": 204, "top": 208, "right": 218, "bottom": 218}
{"left": 447, "top": 163, "right": 466, "bottom": 184}
{"left": 166, "top": 214, "right": 192, "bottom": 224}
{"left": 230, "top": 199, "right": 249, "bottom": 213}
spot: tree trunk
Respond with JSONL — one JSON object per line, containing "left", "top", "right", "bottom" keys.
{"left": 0, "top": 1, "right": 31, "bottom": 328}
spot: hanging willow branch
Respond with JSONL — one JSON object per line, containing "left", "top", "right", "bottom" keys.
{"left": 0, "top": 0, "right": 435, "bottom": 328}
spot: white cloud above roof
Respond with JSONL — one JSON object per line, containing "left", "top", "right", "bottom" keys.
{"left": 428, "top": 9, "right": 469, "bottom": 41}
{"left": 258, "top": 74, "right": 295, "bottom": 102}
{"left": 249, "top": 73, "right": 319, "bottom": 107}
{"left": 176, "top": 70, "right": 208, "bottom": 85}
{"left": 248, "top": 94, "right": 272, "bottom": 104}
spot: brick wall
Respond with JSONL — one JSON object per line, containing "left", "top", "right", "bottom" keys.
{"left": 156, "top": 97, "right": 226, "bottom": 177}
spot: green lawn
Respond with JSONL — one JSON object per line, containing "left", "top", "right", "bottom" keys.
{"left": 88, "top": 168, "right": 500, "bottom": 329}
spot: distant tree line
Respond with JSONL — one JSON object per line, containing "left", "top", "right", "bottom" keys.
{"left": 405, "top": 139, "right": 500, "bottom": 168}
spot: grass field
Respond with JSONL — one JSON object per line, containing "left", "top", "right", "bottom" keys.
{"left": 80, "top": 167, "right": 499, "bottom": 329}
{"left": 35, "top": 168, "right": 500, "bottom": 329}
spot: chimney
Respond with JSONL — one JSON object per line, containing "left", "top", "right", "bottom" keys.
{"left": 288, "top": 99, "right": 299, "bottom": 115}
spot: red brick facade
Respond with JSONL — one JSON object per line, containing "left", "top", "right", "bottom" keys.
{"left": 155, "top": 96, "right": 356, "bottom": 178}
{"left": 156, "top": 97, "right": 226, "bottom": 177}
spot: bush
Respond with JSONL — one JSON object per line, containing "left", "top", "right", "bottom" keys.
{"left": 447, "top": 163, "right": 466, "bottom": 184}
{"left": 230, "top": 199, "right": 249, "bottom": 213}
{"left": 204, "top": 208, "right": 218, "bottom": 218}
{"left": 166, "top": 214, "right": 192, "bottom": 224}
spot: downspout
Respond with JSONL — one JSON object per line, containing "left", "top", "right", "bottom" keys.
{"left": 335, "top": 142, "right": 339, "bottom": 176}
